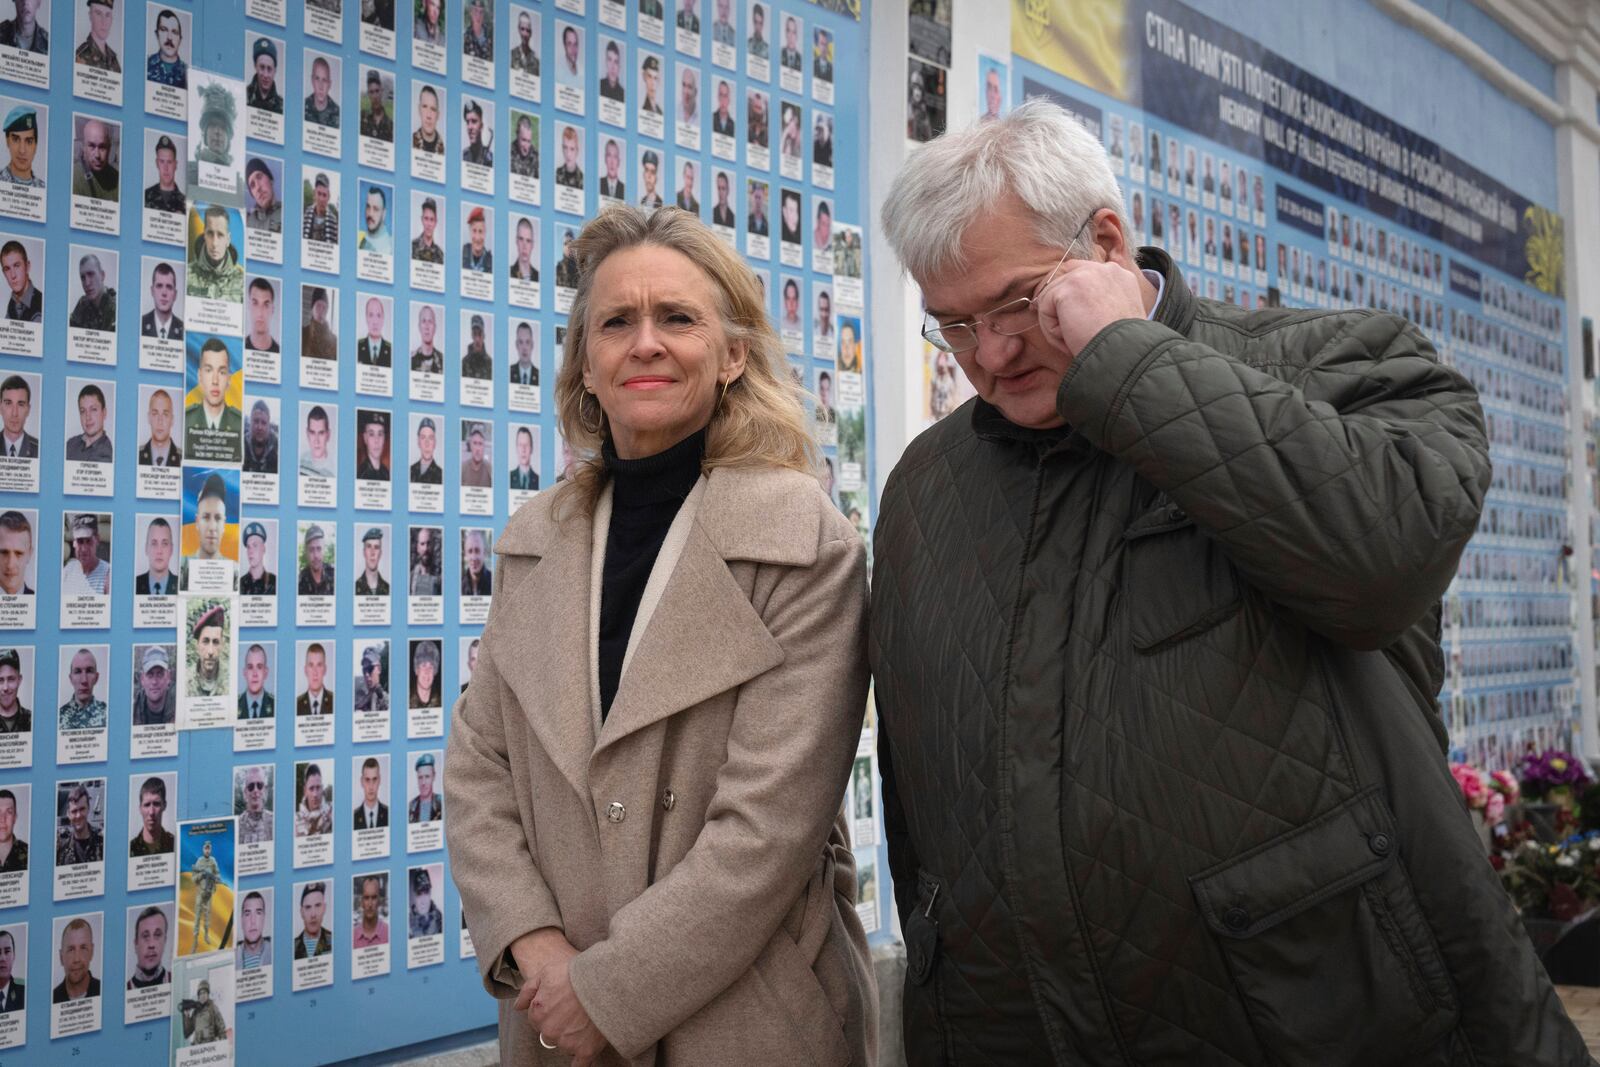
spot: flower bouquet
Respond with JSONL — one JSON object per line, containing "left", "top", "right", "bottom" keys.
{"left": 1450, "top": 762, "right": 1518, "bottom": 849}
{"left": 1494, "top": 820, "right": 1600, "bottom": 984}
{"left": 1519, "top": 748, "right": 1592, "bottom": 808}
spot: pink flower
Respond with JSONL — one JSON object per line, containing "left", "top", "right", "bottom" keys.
{"left": 1451, "top": 762, "right": 1488, "bottom": 808}
{"left": 1485, "top": 791, "right": 1506, "bottom": 825}
{"left": 1490, "top": 769, "right": 1521, "bottom": 803}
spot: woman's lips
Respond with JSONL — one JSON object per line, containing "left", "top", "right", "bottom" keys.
{"left": 622, "top": 377, "right": 676, "bottom": 390}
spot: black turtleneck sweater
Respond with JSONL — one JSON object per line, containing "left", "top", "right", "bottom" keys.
{"left": 598, "top": 429, "right": 706, "bottom": 719}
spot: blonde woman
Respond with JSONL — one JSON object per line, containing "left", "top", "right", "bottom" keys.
{"left": 447, "top": 206, "right": 875, "bottom": 1067}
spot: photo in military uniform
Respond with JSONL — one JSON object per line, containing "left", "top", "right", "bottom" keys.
{"left": 184, "top": 202, "right": 245, "bottom": 332}
{"left": 506, "top": 108, "right": 539, "bottom": 204}
{"left": 408, "top": 80, "right": 446, "bottom": 186}
{"left": 352, "top": 524, "right": 391, "bottom": 625}
{"left": 178, "top": 465, "right": 239, "bottom": 594}
{"left": 231, "top": 764, "right": 274, "bottom": 872}
{"left": 170, "top": 946, "right": 234, "bottom": 1054}
{"left": 457, "top": 418, "right": 493, "bottom": 514}
{"left": 596, "top": 34, "right": 626, "bottom": 127}
{"left": 139, "top": 128, "right": 184, "bottom": 246}
{"left": 354, "top": 291, "right": 394, "bottom": 399}
{"left": 357, "top": 64, "right": 395, "bottom": 170}
{"left": 176, "top": 817, "right": 234, "bottom": 958}
{"left": 404, "top": 748, "right": 443, "bottom": 827}
{"left": 459, "top": 94, "right": 494, "bottom": 193}
{"left": 71, "top": 0, "right": 124, "bottom": 105}
{"left": 0, "top": 645, "right": 34, "bottom": 750}
{"left": 179, "top": 596, "right": 235, "bottom": 728}
{"left": 244, "top": 32, "right": 285, "bottom": 143}
{"left": 405, "top": 862, "right": 445, "bottom": 964}
{"left": 459, "top": 526, "right": 492, "bottom": 613}
{"left": 508, "top": 4, "right": 541, "bottom": 100}
{"left": 353, "top": 409, "right": 393, "bottom": 511}
{"left": 406, "top": 524, "right": 443, "bottom": 598}
{"left": 290, "top": 878, "right": 333, "bottom": 990}
{"left": 301, "top": 49, "right": 342, "bottom": 158}
{"left": 65, "top": 245, "right": 118, "bottom": 364}
{"left": 0, "top": 781, "right": 30, "bottom": 908}
{"left": 240, "top": 398, "right": 281, "bottom": 503}
{"left": 295, "top": 520, "right": 337, "bottom": 609}
{"left": 53, "top": 777, "right": 106, "bottom": 867}
{"left": 223, "top": 527, "right": 271, "bottom": 613}
{"left": 124, "top": 771, "right": 176, "bottom": 891}
{"left": 69, "top": 111, "right": 120, "bottom": 235}
{"left": 243, "top": 154, "right": 285, "bottom": 263}
{"left": 48, "top": 910, "right": 104, "bottom": 1037}
{"left": 134, "top": 258, "right": 185, "bottom": 387}
{"left": 0, "top": 99, "right": 46, "bottom": 223}
{"left": 299, "top": 282, "right": 339, "bottom": 370}
{"left": 459, "top": 203, "right": 494, "bottom": 302}
{"left": 0, "top": 508, "right": 36, "bottom": 633}
{"left": 186, "top": 70, "right": 243, "bottom": 204}
{"left": 553, "top": 120, "right": 583, "bottom": 215}
{"left": 235, "top": 642, "right": 276, "bottom": 724}
{"left": 181, "top": 334, "right": 244, "bottom": 466}
{"left": 143, "top": 3, "right": 191, "bottom": 112}
{"left": 127, "top": 644, "right": 178, "bottom": 759}
{"left": 55, "top": 648, "right": 109, "bottom": 771}
{"left": 0, "top": 0, "right": 48, "bottom": 82}
{"left": 243, "top": 274, "right": 280, "bottom": 360}
{"left": 350, "top": 641, "right": 391, "bottom": 734}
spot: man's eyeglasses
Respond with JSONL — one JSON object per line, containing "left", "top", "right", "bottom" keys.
{"left": 244, "top": 781, "right": 265, "bottom": 792}
{"left": 921, "top": 214, "right": 1096, "bottom": 355}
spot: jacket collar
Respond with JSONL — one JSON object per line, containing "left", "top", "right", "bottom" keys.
{"left": 970, "top": 245, "right": 1194, "bottom": 445}
{"left": 490, "top": 465, "right": 799, "bottom": 798}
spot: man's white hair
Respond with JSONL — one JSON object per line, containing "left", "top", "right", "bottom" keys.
{"left": 882, "top": 98, "right": 1126, "bottom": 282}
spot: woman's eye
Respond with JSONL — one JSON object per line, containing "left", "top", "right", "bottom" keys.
{"left": 665, "top": 313, "right": 694, "bottom": 325}
{"left": 602, "top": 315, "right": 627, "bottom": 328}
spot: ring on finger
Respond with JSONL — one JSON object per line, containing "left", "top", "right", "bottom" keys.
{"left": 539, "top": 1033, "right": 558, "bottom": 1050}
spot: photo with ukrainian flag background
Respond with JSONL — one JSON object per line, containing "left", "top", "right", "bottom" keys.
{"left": 177, "top": 818, "right": 236, "bottom": 958}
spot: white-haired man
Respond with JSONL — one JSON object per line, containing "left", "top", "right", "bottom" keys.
{"left": 871, "top": 99, "right": 1578, "bottom": 1063}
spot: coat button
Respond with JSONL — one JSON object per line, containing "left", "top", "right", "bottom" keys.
{"left": 1368, "top": 831, "right": 1392, "bottom": 857}
{"left": 661, "top": 789, "right": 675, "bottom": 811}
{"left": 606, "top": 802, "right": 626, "bottom": 823}
{"left": 1222, "top": 906, "right": 1250, "bottom": 932}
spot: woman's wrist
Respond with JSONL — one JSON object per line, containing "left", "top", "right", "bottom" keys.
{"left": 508, "top": 926, "right": 567, "bottom": 976}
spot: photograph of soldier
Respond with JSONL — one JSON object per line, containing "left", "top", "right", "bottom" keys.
{"left": 747, "top": 86, "right": 768, "bottom": 149}
{"left": 186, "top": 839, "right": 220, "bottom": 951}
{"left": 246, "top": 35, "right": 281, "bottom": 114}
{"left": 780, "top": 100, "right": 802, "bottom": 163}
{"left": 185, "top": 602, "right": 228, "bottom": 698}
{"left": 813, "top": 198, "right": 832, "bottom": 257}
{"left": 0, "top": 373, "right": 33, "bottom": 457}
{"left": 407, "top": 750, "right": 441, "bottom": 820}
{"left": 554, "top": 123, "right": 582, "bottom": 190}
{"left": 509, "top": 110, "right": 537, "bottom": 178}
{"left": 408, "top": 866, "right": 442, "bottom": 937}
{"left": 460, "top": 528, "right": 490, "bottom": 595}
{"left": 1, "top": 239, "right": 39, "bottom": 320}
{"left": 357, "top": 182, "right": 393, "bottom": 255}
{"left": 300, "top": 285, "right": 336, "bottom": 360}
{"left": 245, "top": 157, "right": 281, "bottom": 234}
{"left": 747, "top": 178, "right": 768, "bottom": 235}
{"left": 294, "top": 880, "right": 331, "bottom": 957}
{"left": 72, "top": 114, "right": 120, "bottom": 202}
{"left": 0, "top": 509, "right": 32, "bottom": 597}
{"left": 192, "top": 78, "right": 238, "bottom": 170}
{"left": 459, "top": 420, "right": 491, "bottom": 487}
{"left": 675, "top": 158, "right": 699, "bottom": 213}
{"left": 676, "top": 0, "right": 699, "bottom": 33}
{"left": 414, "top": 0, "right": 443, "bottom": 44}
{"left": 557, "top": 20, "right": 582, "bottom": 86}
{"left": 130, "top": 646, "right": 175, "bottom": 727}
{"left": 234, "top": 766, "right": 271, "bottom": 841}
{"left": 304, "top": 53, "right": 339, "bottom": 128}
{"left": 242, "top": 402, "right": 278, "bottom": 476}
{"left": 461, "top": 97, "right": 491, "bottom": 165}
{"left": 461, "top": 313, "right": 491, "bottom": 379}
{"left": 412, "top": 83, "right": 443, "bottom": 155}
{"left": 58, "top": 648, "right": 107, "bottom": 735}
{"left": 52, "top": 916, "right": 100, "bottom": 1002}
{"left": 0, "top": 649, "right": 30, "bottom": 736}
{"left": 555, "top": 226, "right": 579, "bottom": 287}
{"left": 128, "top": 775, "right": 173, "bottom": 856}
{"left": 187, "top": 204, "right": 243, "bottom": 303}
{"left": 293, "top": 766, "right": 332, "bottom": 841}
{"left": 0, "top": 787, "right": 24, "bottom": 883}
{"left": 68, "top": 249, "right": 116, "bottom": 332}
{"left": 183, "top": 336, "right": 242, "bottom": 463}
{"left": 780, "top": 12, "right": 801, "bottom": 71}
{"left": 178, "top": 470, "right": 233, "bottom": 590}
{"left": 60, "top": 514, "right": 110, "bottom": 598}
{"left": 244, "top": 277, "right": 276, "bottom": 352}
{"left": 134, "top": 516, "right": 174, "bottom": 594}
{"left": 410, "top": 194, "right": 444, "bottom": 267}
{"left": 355, "top": 527, "right": 388, "bottom": 597}
{"left": 143, "top": 133, "right": 183, "bottom": 213}
{"left": 177, "top": 972, "right": 226, "bottom": 1046}
{"left": 599, "top": 37, "right": 624, "bottom": 102}
{"left": 780, "top": 187, "right": 802, "bottom": 244}
{"left": 407, "top": 418, "right": 443, "bottom": 490}
{"left": 748, "top": 1, "right": 768, "bottom": 57}
{"left": 141, "top": 262, "right": 183, "bottom": 341}
{"left": 236, "top": 643, "right": 272, "bottom": 720}
{"left": 357, "top": 295, "right": 391, "bottom": 366}
{"left": 302, "top": 170, "right": 338, "bottom": 247}
{"left": 509, "top": 424, "right": 537, "bottom": 490}
{"left": 510, "top": 6, "right": 538, "bottom": 74}
{"left": 814, "top": 26, "right": 833, "bottom": 83}
{"left": 408, "top": 526, "right": 441, "bottom": 595}
{"left": 359, "top": 67, "right": 393, "bottom": 143}
{"left": 461, "top": 638, "right": 478, "bottom": 694}
{"left": 640, "top": 53, "right": 662, "bottom": 115}
{"left": 712, "top": 77, "right": 734, "bottom": 136}
{"left": 0, "top": 105, "right": 40, "bottom": 189}
{"left": 362, "top": 0, "right": 394, "bottom": 31}
{"left": 356, "top": 410, "right": 390, "bottom": 481}
{"left": 461, "top": 204, "right": 492, "bottom": 272}
{"left": 509, "top": 215, "right": 538, "bottom": 282}
{"left": 814, "top": 110, "right": 833, "bottom": 167}
{"left": 235, "top": 889, "right": 270, "bottom": 969}
{"left": 598, "top": 137, "right": 623, "bottom": 201}
{"left": 0, "top": 0, "right": 45, "bottom": 54}
{"left": 410, "top": 308, "right": 443, "bottom": 374}
{"left": 712, "top": 0, "right": 733, "bottom": 45}
{"left": 638, "top": 148, "right": 663, "bottom": 209}
{"left": 463, "top": 0, "right": 491, "bottom": 59}
{"left": 680, "top": 65, "right": 699, "bottom": 129}
{"left": 55, "top": 781, "right": 104, "bottom": 866}
{"left": 711, "top": 168, "right": 734, "bottom": 226}
{"left": 74, "top": 0, "right": 119, "bottom": 72}
{"left": 352, "top": 645, "right": 388, "bottom": 713}
{"left": 297, "top": 524, "right": 334, "bottom": 596}
{"left": 509, "top": 320, "right": 537, "bottom": 384}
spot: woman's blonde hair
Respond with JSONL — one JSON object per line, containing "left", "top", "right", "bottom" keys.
{"left": 554, "top": 205, "right": 818, "bottom": 513}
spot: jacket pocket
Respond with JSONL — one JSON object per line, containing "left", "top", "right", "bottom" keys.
{"left": 1122, "top": 504, "right": 1240, "bottom": 651}
{"left": 1189, "top": 787, "right": 1458, "bottom": 1065}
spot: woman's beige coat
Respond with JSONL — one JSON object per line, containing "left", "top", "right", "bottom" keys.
{"left": 446, "top": 464, "right": 877, "bottom": 1066}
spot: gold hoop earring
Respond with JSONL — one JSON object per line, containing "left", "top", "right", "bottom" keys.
{"left": 578, "top": 392, "right": 605, "bottom": 435}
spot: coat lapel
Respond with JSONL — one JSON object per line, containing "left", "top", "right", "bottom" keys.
{"left": 490, "top": 518, "right": 598, "bottom": 799}
{"left": 595, "top": 521, "right": 784, "bottom": 756}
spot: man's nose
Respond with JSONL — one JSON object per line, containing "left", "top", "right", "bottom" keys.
{"left": 970, "top": 324, "right": 1022, "bottom": 373}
